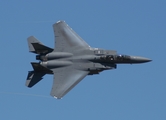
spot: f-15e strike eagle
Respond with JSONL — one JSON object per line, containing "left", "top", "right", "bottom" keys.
{"left": 26, "top": 21, "right": 151, "bottom": 99}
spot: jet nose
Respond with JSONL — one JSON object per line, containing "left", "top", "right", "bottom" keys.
{"left": 130, "top": 56, "right": 152, "bottom": 63}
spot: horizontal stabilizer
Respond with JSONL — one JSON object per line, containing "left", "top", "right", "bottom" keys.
{"left": 31, "top": 62, "right": 52, "bottom": 74}
{"left": 26, "top": 71, "right": 45, "bottom": 87}
{"left": 27, "top": 36, "right": 53, "bottom": 54}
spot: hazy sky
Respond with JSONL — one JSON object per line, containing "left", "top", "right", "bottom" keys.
{"left": 0, "top": 0, "right": 166, "bottom": 120}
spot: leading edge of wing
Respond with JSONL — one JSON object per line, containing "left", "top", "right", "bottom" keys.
{"left": 50, "top": 67, "right": 89, "bottom": 99}
{"left": 53, "top": 21, "right": 90, "bottom": 52}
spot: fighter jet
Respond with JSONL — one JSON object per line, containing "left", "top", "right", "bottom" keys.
{"left": 26, "top": 21, "right": 151, "bottom": 99}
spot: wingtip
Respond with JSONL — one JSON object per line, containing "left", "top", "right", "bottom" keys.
{"left": 56, "top": 20, "right": 65, "bottom": 24}
{"left": 53, "top": 20, "right": 65, "bottom": 27}
{"left": 53, "top": 96, "right": 62, "bottom": 99}
{"left": 57, "top": 20, "right": 63, "bottom": 23}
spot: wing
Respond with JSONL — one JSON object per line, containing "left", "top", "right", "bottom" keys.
{"left": 50, "top": 67, "right": 89, "bottom": 99}
{"left": 53, "top": 21, "right": 90, "bottom": 52}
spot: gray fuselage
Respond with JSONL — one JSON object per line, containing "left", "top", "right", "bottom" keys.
{"left": 39, "top": 48, "right": 151, "bottom": 75}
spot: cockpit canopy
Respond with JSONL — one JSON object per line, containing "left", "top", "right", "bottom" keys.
{"left": 116, "top": 55, "right": 130, "bottom": 61}
{"left": 100, "top": 54, "right": 131, "bottom": 61}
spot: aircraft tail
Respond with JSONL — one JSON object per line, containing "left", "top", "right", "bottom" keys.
{"left": 30, "top": 62, "right": 52, "bottom": 74}
{"left": 26, "top": 71, "right": 45, "bottom": 87}
{"left": 26, "top": 62, "right": 52, "bottom": 87}
{"left": 26, "top": 36, "right": 54, "bottom": 87}
{"left": 27, "top": 36, "right": 53, "bottom": 54}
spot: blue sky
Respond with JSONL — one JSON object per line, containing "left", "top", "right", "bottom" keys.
{"left": 0, "top": 0, "right": 166, "bottom": 120}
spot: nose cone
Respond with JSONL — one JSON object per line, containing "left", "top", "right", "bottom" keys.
{"left": 130, "top": 56, "right": 152, "bottom": 63}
